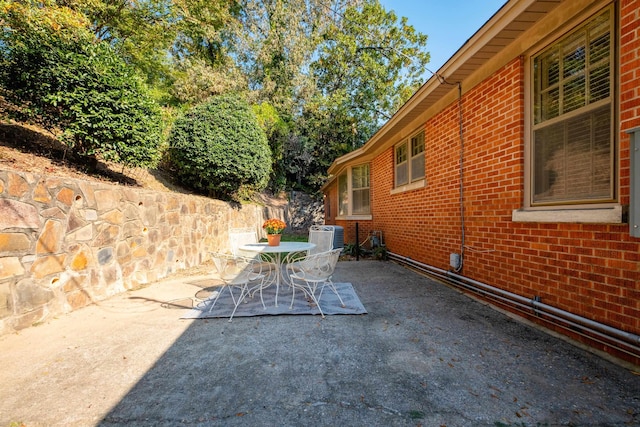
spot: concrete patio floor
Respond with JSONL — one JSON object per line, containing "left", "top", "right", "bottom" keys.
{"left": 0, "top": 259, "right": 638, "bottom": 426}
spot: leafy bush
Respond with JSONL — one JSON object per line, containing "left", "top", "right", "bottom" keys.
{"left": 0, "top": 3, "right": 163, "bottom": 169}
{"left": 252, "top": 102, "right": 290, "bottom": 193}
{"left": 167, "top": 95, "right": 271, "bottom": 200}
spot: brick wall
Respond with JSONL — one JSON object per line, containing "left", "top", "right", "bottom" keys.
{"left": 376, "top": 53, "right": 639, "bottom": 336}
{"left": 328, "top": 2, "right": 640, "bottom": 364}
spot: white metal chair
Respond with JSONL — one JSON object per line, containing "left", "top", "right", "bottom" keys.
{"left": 208, "top": 252, "right": 269, "bottom": 322}
{"left": 287, "top": 225, "right": 335, "bottom": 273}
{"left": 286, "top": 248, "right": 344, "bottom": 318}
{"left": 229, "top": 227, "right": 277, "bottom": 285}
{"left": 228, "top": 228, "right": 259, "bottom": 257}
{"left": 308, "top": 225, "right": 334, "bottom": 255}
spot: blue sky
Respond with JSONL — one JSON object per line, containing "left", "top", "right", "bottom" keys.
{"left": 378, "top": 0, "right": 507, "bottom": 72}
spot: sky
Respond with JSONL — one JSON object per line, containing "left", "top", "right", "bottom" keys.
{"left": 378, "top": 0, "right": 507, "bottom": 72}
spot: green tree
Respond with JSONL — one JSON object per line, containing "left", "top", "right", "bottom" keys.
{"left": 311, "top": 0, "right": 430, "bottom": 145}
{"left": 170, "top": 57, "right": 247, "bottom": 104}
{"left": 284, "top": 0, "right": 430, "bottom": 189}
{"left": 288, "top": 96, "right": 355, "bottom": 190}
{"left": 171, "top": 0, "right": 240, "bottom": 65}
{"left": 46, "top": 0, "right": 175, "bottom": 87}
{"left": 0, "top": 2, "right": 163, "bottom": 169}
{"left": 232, "top": 0, "right": 326, "bottom": 114}
{"left": 168, "top": 94, "right": 271, "bottom": 201}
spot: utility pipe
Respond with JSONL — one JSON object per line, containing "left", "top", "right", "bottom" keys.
{"left": 456, "top": 82, "right": 465, "bottom": 273}
{"left": 388, "top": 252, "right": 640, "bottom": 357}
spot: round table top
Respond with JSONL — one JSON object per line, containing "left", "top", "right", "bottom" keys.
{"left": 239, "top": 241, "right": 315, "bottom": 253}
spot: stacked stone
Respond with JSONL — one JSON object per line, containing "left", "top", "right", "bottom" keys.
{"left": 0, "top": 170, "right": 293, "bottom": 335}
{"left": 287, "top": 191, "right": 324, "bottom": 233}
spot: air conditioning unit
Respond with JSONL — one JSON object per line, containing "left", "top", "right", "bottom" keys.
{"left": 323, "top": 225, "right": 344, "bottom": 249}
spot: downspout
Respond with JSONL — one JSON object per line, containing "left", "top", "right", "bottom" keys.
{"left": 388, "top": 252, "right": 640, "bottom": 360}
{"left": 456, "top": 82, "right": 465, "bottom": 272}
{"left": 438, "top": 76, "right": 465, "bottom": 272}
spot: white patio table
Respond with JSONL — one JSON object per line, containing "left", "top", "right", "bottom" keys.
{"left": 239, "top": 241, "right": 315, "bottom": 307}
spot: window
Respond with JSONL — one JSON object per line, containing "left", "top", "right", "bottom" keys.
{"left": 410, "top": 132, "right": 425, "bottom": 182}
{"left": 337, "top": 164, "right": 371, "bottom": 218}
{"left": 395, "top": 131, "right": 425, "bottom": 187}
{"left": 352, "top": 164, "right": 370, "bottom": 215}
{"left": 338, "top": 173, "right": 348, "bottom": 216}
{"left": 395, "top": 143, "right": 408, "bottom": 186}
{"left": 531, "top": 7, "right": 614, "bottom": 206}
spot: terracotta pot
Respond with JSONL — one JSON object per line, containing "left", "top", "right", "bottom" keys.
{"left": 267, "top": 234, "right": 281, "bottom": 246}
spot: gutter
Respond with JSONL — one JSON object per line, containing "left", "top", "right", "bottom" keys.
{"left": 388, "top": 252, "right": 640, "bottom": 361}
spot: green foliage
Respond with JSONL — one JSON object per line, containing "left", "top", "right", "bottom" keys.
{"left": 168, "top": 94, "right": 271, "bottom": 200}
{"left": 233, "top": 0, "right": 321, "bottom": 115}
{"left": 252, "top": 102, "right": 291, "bottom": 193}
{"left": 289, "top": 96, "right": 356, "bottom": 190}
{"left": 373, "top": 245, "right": 388, "bottom": 261}
{"left": 73, "top": 0, "right": 176, "bottom": 85}
{"left": 342, "top": 243, "right": 358, "bottom": 257}
{"left": 0, "top": 0, "right": 432, "bottom": 193}
{"left": 275, "top": 0, "right": 430, "bottom": 191}
{"left": 0, "top": 2, "right": 163, "bottom": 169}
{"left": 342, "top": 242, "right": 387, "bottom": 260}
{"left": 171, "top": 58, "right": 246, "bottom": 105}
{"left": 311, "top": 1, "right": 430, "bottom": 144}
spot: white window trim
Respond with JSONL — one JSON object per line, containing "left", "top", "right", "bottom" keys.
{"left": 515, "top": 4, "right": 621, "bottom": 224}
{"left": 336, "top": 214, "right": 373, "bottom": 221}
{"left": 513, "top": 204, "right": 622, "bottom": 223}
{"left": 392, "top": 130, "right": 426, "bottom": 194}
{"left": 336, "top": 163, "right": 371, "bottom": 219}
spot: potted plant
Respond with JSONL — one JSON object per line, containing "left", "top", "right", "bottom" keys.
{"left": 263, "top": 218, "right": 286, "bottom": 246}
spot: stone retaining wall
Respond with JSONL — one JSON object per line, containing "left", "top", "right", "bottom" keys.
{"left": 0, "top": 169, "right": 303, "bottom": 335}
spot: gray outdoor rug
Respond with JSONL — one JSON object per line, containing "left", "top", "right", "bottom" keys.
{"left": 181, "top": 282, "right": 367, "bottom": 319}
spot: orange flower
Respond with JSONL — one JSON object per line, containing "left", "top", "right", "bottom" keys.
{"left": 263, "top": 218, "right": 286, "bottom": 234}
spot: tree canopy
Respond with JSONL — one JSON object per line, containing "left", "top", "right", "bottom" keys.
{"left": 0, "top": 0, "right": 430, "bottom": 195}
{"left": 0, "top": 1, "right": 163, "bottom": 168}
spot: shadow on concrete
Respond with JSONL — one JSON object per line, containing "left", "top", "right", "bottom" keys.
{"left": 97, "top": 261, "right": 640, "bottom": 426}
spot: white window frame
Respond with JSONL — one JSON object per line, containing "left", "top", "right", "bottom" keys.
{"left": 336, "top": 163, "right": 372, "bottom": 220}
{"left": 514, "top": 4, "right": 622, "bottom": 224}
{"left": 351, "top": 164, "right": 370, "bottom": 215}
{"left": 392, "top": 130, "right": 426, "bottom": 194}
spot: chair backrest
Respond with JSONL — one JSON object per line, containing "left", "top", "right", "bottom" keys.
{"left": 229, "top": 228, "right": 258, "bottom": 257}
{"left": 308, "top": 225, "right": 334, "bottom": 255}
{"left": 210, "top": 252, "right": 260, "bottom": 285}
{"left": 289, "top": 248, "right": 342, "bottom": 281}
